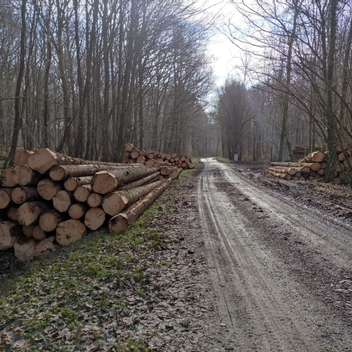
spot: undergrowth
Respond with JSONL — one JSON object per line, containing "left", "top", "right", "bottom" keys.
{"left": 0, "top": 200, "right": 170, "bottom": 351}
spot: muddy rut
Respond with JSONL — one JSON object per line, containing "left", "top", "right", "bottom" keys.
{"left": 197, "top": 158, "right": 352, "bottom": 351}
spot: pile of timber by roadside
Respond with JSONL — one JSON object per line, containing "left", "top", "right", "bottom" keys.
{"left": 124, "top": 143, "right": 193, "bottom": 178}
{"left": 0, "top": 148, "right": 174, "bottom": 261}
{"left": 267, "top": 145, "right": 352, "bottom": 184}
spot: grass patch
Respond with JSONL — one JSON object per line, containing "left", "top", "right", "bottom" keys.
{"left": 179, "top": 169, "right": 196, "bottom": 177}
{"left": 216, "top": 157, "right": 232, "bottom": 163}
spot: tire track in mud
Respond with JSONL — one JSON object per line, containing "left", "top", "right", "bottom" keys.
{"left": 197, "top": 158, "right": 352, "bottom": 351}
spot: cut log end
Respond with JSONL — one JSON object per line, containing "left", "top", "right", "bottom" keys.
{"left": 108, "top": 214, "right": 129, "bottom": 233}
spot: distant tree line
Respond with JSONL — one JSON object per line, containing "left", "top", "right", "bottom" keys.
{"left": 216, "top": 0, "right": 352, "bottom": 182}
{"left": 0, "top": 0, "right": 213, "bottom": 164}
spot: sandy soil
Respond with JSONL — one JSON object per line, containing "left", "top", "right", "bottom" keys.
{"left": 195, "top": 158, "right": 352, "bottom": 351}
{"left": 2, "top": 157, "right": 352, "bottom": 351}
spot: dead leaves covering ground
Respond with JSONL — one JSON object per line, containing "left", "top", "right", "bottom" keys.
{"left": 0, "top": 168, "right": 215, "bottom": 352}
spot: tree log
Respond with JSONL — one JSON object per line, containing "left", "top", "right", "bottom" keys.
{"left": 73, "top": 184, "right": 91, "bottom": 202}
{"left": 52, "top": 190, "right": 73, "bottom": 213}
{"left": 0, "top": 221, "right": 23, "bottom": 250}
{"left": 303, "top": 151, "right": 325, "bottom": 163}
{"left": 0, "top": 188, "right": 13, "bottom": 209}
{"left": 87, "top": 193, "right": 103, "bottom": 208}
{"left": 14, "top": 149, "right": 34, "bottom": 166}
{"left": 39, "top": 209, "right": 66, "bottom": 232}
{"left": 84, "top": 207, "right": 106, "bottom": 231}
{"left": 32, "top": 225, "right": 47, "bottom": 240}
{"left": 37, "top": 178, "right": 62, "bottom": 200}
{"left": 28, "top": 148, "right": 86, "bottom": 174}
{"left": 160, "top": 166, "right": 170, "bottom": 176}
{"left": 170, "top": 168, "right": 183, "bottom": 179}
{"left": 271, "top": 161, "right": 315, "bottom": 167}
{"left": 17, "top": 201, "right": 51, "bottom": 226}
{"left": 108, "top": 179, "right": 171, "bottom": 233}
{"left": 22, "top": 225, "right": 35, "bottom": 238}
{"left": 12, "top": 164, "right": 43, "bottom": 186}
{"left": 49, "top": 163, "right": 137, "bottom": 181}
{"left": 7, "top": 206, "right": 18, "bottom": 222}
{"left": 119, "top": 171, "right": 160, "bottom": 190}
{"left": 136, "top": 156, "right": 145, "bottom": 164}
{"left": 14, "top": 237, "right": 37, "bottom": 261}
{"left": 102, "top": 180, "right": 164, "bottom": 216}
{"left": 124, "top": 143, "right": 134, "bottom": 152}
{"left": 68, "top": 203, "right": 88, "bottom": 219}
{"left": 64, "top": 176, "right": 92, "bottom": 191}
{"left": 130, "top": 150, "right": 139, "bottom": 159}
{"left": 56, "top": 219, "right": 86, "bottom": 246}
{"left": 1, "top": 167, "right": 17, "bottom": 187}
{"left": 11, "top": 186, "right": 39, "bottom": 204}
{"left": 34, "top": 236, "right": 56, "bottom": 258}
{"left": 91, "top": 166, "right": 157, "bottom": 195}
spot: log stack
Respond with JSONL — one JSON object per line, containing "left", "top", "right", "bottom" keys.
{"left": 267, "top": 146, "right": 352, "bottom": 184}
{"left": 0, "top": 148, "right": 172, "bottom": 261}
{"left": 124, "top": 143, "right": 192, "bottom": 179}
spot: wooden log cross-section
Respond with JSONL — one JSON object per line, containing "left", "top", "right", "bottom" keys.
{"left": 91, "top": 165, "right": 157, "bottom": 195}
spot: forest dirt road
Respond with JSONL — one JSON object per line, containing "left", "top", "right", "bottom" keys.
{"left": 197, "top": 158, "right": 352, "bottom": 351}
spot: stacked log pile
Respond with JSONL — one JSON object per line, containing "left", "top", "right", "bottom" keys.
{"left": 292, "top": 144, "right": 309, "bottom": 161}
{"left": 267, "top": 146, "right": 352, "bottom": 184}
{"left": 0, "top": 148, "right": 172, "bottom": 261}
{"left": 124, "top": 143, "right": 192, "bottom": 179}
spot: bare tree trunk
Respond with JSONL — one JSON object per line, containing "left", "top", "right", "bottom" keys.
{"left": 9, "top": 0, "right": 27, "bottom": 166}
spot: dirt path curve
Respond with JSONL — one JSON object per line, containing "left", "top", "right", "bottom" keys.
{"left": 197, "top": 158, "right": 352, "bottom": 351}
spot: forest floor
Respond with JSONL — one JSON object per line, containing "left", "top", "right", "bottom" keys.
{"left": 1, "top": 159, "right": 352, "bottom": 351}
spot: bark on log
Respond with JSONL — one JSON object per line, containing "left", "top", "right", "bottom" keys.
{"left": 14, "top": 237, "right": 37, "bottom": 261}
{"left": 0, "top": 221, "right": 22, "bottom": 250}
{"left": 87, "top": 193, "right": 103, "bottom": 208}
{"left": 84, "top": 207, "right": 106, "bottom": 231}
{"left": 28, "top": 148, "right": 86, "bottom": 174}
{"left": 1, "top": 167, "right": 17, "bottom": 187}
{"left": 0, "top": 188, "right": 13, "bottom": 209}
{"left": 49, "top": 164, "right": 134, "bottom": 181}
{"left": 73, "top": 184, "right": 91, "bottom": 202}
{"left": 14, "top": 149, "right": 34, "bottom": 166}
{"left": 17, "top": 201, "right": 51, "bottom": 226}
{"left": 64, "top": 176, "right": 92, "bottom": 192}
{"left": 12, "top": 164, "right": 43, "bottom": 186}
{"left": 39, "top": 209, "right": 66, "bottom": 232}
{"left": 56, "top": 219, "right": 86, "bottom": 246}
{"left": 91, "top": 165, "right": 156, "bottom": 195}
{"left": 34, "top": 236, "right": 56, "bottom": 258}
{"left": 119, "top": 171, "right": 160, "bottom": 190}
{"left": 271, "top": 161, "right": 315, "bottom": 167}
{"left": 68, "top": 203, "right": 88, "bottom": 219}
{"left": 108, "top": 179, "right": 171, "bottom": 233}
{"left": 11, "top": 186, "right": 39, "bottom": 204}
{"left": 37, "top": 179, "right": 62, "bottom": 200}
{"left": 102, "top": 180, "right": 164, "bottom": 216}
